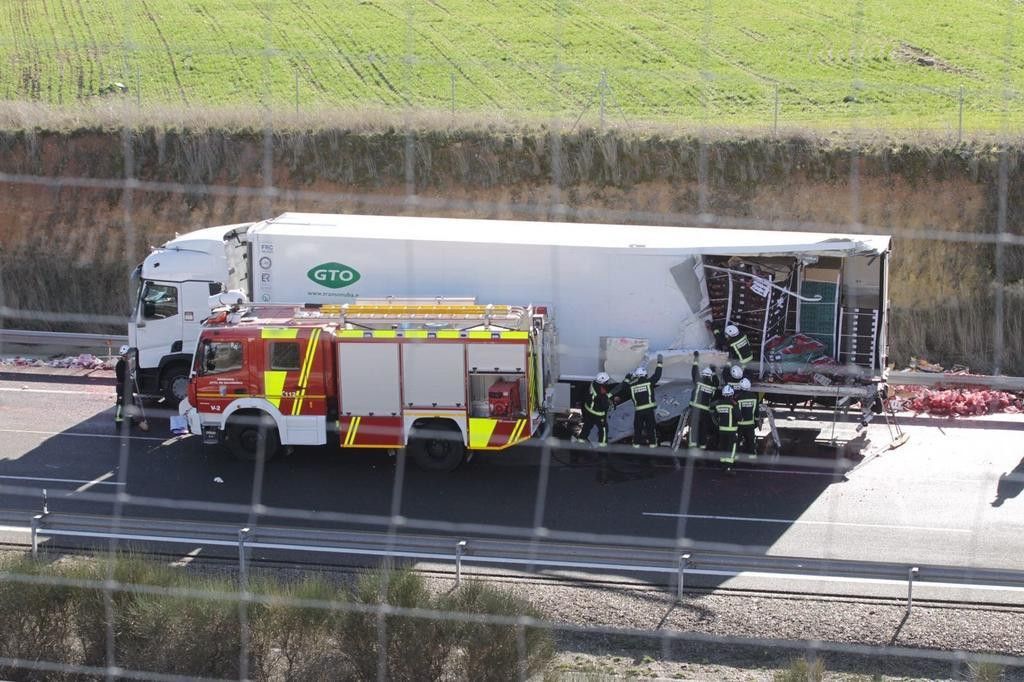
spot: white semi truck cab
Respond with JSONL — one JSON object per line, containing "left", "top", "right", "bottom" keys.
{"left": 128, "top": 223, "right": 251, "bottom": 402}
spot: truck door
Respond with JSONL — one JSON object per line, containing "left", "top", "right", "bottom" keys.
{"left": 193, "top": 336, "right": 253, "bottom": 415}
{"left": 134, "top": 280, "right": 183, "bottom": 372}
{"left": 264, "top": 328, "right": 329, "bottom": 445}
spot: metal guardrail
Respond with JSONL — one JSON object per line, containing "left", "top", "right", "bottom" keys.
{"left": 0, "top": 329, "right": 128, "bottom": 350}
{"left": 5, "top": 328, "right": 1024, "bottom": 392}
{"left": 27, "top": 513, "right": 1024, "bottom": 607}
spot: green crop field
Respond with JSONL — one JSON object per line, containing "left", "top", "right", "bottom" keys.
{"left": 2, "top": 0, "right": 1023, "bottom": 131}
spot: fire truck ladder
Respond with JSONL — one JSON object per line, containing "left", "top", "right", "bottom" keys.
{"left": 321, "top": 303, "right": 531, "bottom": 331}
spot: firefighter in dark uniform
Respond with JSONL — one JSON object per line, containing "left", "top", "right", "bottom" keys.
{"left": 114, "top": 344, "right": 129, "bottom": 424}
{"left": 712, "top": 384, "right": 739, "bottom": 466}
{"left": 688, "top": 351, "right": 719, "bottom": 449}
{"left": 723, "top": 363, "right": 745, "bottom": 390}
{"left": 714, "top": 323, "right": 754, "bottom": 368}
{"left": 618, "top": 354, "right": 663, "bottom": 447}
{"left": 576, "top": 372, "right": 614, "bottom": 446}
{"left": 736, "top": 377, "right": 759, "bottom": 459}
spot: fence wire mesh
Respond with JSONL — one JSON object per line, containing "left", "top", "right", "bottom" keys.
{"left": 0, "top": 1, "right": 1023, "bottom": 680}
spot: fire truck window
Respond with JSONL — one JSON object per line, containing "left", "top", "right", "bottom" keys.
{"left": 202, "top": 341, "right": 244, "bottom": 375}
{"left": 270, "top": 342, "right": 301, "bottom": 370}
{"left": 140, "top": 282, "right": 179, "bottom": 320}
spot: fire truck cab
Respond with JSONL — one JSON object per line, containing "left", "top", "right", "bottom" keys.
{"left": 180, "top": 300, "right": 555, "bottom": 470}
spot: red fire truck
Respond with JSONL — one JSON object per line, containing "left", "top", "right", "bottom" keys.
{"left": 180, "top": 300, "right": 554, "bottom": 470}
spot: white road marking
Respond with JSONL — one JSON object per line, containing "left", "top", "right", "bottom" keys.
{"left": 0, "top": 386, "right": 112, "bottom": 395}
{"left": 72, "top": 471, "right": 118, "bottom": 494}
{"left": 642, "top": 512, "right": 971, "bottom": 533}
{"left": 0, "top": 474, "right": 124, "bottom": 486}
{"left": 0, "top": 428, "right": 165, "bottom": 442}
{"left": 754, "top": 468, "right": 847, "bottom": 477}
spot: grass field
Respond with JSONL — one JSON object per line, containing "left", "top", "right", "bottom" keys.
{"left": 2, "top": 1, "right": 1023, "bottom": 130}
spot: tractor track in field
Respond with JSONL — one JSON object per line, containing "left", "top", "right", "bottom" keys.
{"left": 138, "top": 0, "right": 188, "bottom": 106}
{"left": 191, "top": 4, "right": 259, "bottom": 102}
{"left": 69, "top": 0, "right": 100, "bottom": 96}
{"left": 38, "top": 0, "right": 66, "bottom": 102}
{"left": 53, "top": 0, "right": 84, "bottom": 102}
{"left": 340, "top": 0, "right": 409, "bottom": 104}
{"left": 287, "top": 0, "right": 370, "bottom": 102}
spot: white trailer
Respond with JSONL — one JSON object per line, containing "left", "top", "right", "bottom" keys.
{"left": 129, "top": 213, "right": 891, "bottom": 414}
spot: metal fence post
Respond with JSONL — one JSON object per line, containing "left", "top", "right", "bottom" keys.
{"left": 450, "top": 71, "right": 456, "bottom": 117}
{"left": 30, "top": 514, "right": 42, "bottom": 558}
{"left": 238, "top": 527, "right": 251, "bottom": 588}
{"left": 906, "top": 566, "right": 919, "bottom": 615}
{"left": 455, "top": 540, "right": 467, "bottom": 587}
{"left": 676, "top": 553, "right": 691, "bottom": 602}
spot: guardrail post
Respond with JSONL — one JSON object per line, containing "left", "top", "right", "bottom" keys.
{"left": 42, "top": 488, "right": 48, "bottom": 516}
{"left": 906, "top": 566, "right": 919, "bottom": 616}
{"left": 455, "top": 540, "right": 467, "bottom": 588}
{"left": 238, "top": 527, "right": 251, "bottom": 588}
{"left": 676, "top": 553, "right": 691, "bottom": 602}
{"left": 30, "top": 514, "right": 43, "bottom": 558}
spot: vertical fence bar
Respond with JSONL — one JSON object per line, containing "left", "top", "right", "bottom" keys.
{"left": 773, "top": 83, "right": 780, "bottom": 135}
{"left": 455, "top": 540, "right": 467, "bottom": 587}
{"left": 957, "top": 85, "right": 964, "bottom": 144}
{"left": 450, "top": 71, "right": 456, "bottom": 117}
{"left": 238, "top": 527, "right": 251, "bottom": 588}
{"left": 599, "top": 69, "right": 607, "bottom": 131}
{"left": 906, "top": 566, "right": 919, "bottom": 616}
{"left": 676, "top": 553, "right": 691, "bottom": 602}
{"left": 295, "top": 71, "right": 300, "bottom": 114}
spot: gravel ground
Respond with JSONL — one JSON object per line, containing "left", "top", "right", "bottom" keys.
{"left": 418, "top": 573, "right": 1024, "bottom": 681}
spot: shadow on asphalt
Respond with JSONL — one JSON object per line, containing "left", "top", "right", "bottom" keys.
{"left": 7, "top": 398, "right": 856, "bottom": 590}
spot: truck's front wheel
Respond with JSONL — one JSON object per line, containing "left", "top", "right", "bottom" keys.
{"left": 408, "top": 421, "right": 465, "bottom": 472}
{"left": 159, "top": 364, "right": 190, "bottom": 405}
{"left": 224, "top": 411, "right": 280, "bottom": 462}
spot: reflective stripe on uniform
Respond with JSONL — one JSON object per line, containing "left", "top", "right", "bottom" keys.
{"left": 690, "top": 382, "right": 716, "bottom": 410}
{"left": 631, "top": 382, "right": 656, "bottom": 410}
{"left": 737, "top": 398, "right": 758, "bottom": 425}
{"left": 730, "top": 336, "right": 753, "bottom": 363}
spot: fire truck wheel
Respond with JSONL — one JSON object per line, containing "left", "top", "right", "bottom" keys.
{"left": 409, "top": 422, "right": 465, "bottom": 472}
{"left": 225, "top": 411, "right": 281, "bottom": 462}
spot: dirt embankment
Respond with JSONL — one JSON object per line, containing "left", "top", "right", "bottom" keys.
{"left": 1, "top": 126, "right": 1022, "bottom": 371}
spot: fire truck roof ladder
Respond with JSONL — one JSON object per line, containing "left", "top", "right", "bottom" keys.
{"left": 317, "top": 303, "right": 531, "bottom": 330}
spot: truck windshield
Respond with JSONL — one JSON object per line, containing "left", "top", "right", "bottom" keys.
{"left": 140, "top": 282, "right": 179, "bottom": 320}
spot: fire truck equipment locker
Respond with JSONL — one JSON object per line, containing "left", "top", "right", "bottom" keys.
{"left": 338, "top": 343, "right": 401, "bottom": 416}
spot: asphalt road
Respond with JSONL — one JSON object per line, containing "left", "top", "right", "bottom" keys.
{"left": 1, "top": 376, "right": 1023, "bottom": 597}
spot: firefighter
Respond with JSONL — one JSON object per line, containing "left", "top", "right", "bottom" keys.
{"left": 618, "top": 354, "right": 663, "bottom": 448}
{"left": 736, "top": 377, "right": 759, "bottom": 459}
{"left": 712, "top": 384, "right": 739, "bottom": 466}
{"left": 723, "top": 363, "right": 745, "bottom": 390}
{"left": 688, "top": 351, "right": 718, "bottom": 449}
{"left": 714, "top": 323, "right": 754, "bottom": 368}
{"left": 576, "top": 372, "right": 614, "bottom": 447}
{"left": 114, "top": 345, "right": 129, "bottom": 424}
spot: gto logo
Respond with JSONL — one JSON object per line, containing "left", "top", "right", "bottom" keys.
{"left": 307, "top": 262, "right": 361, "bottom": 289}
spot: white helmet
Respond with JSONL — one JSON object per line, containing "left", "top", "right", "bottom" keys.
{"left": 595, "top": 372, "right": 611, "bottom": 384}
{"left": 633, "top": 366, "right": 648, "bottom": 378}
{"left": 700, "top": 367, "right": 713, "bottom": 378}
{"left": 729, "top": 365, "right": 744, "bottom": 380}
{"left": 739, "top": 378, "right": 751, "bottom": 390}
{"left": 118, "top": 345, "right": 130, "bottom": 355}
{"left": 721, "top": 384, "right": 735, "bottom": 397}
{"left": 725, "top": 324, "right": 740, "bottom": 338}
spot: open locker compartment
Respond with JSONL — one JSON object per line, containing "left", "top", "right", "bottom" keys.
{"left": 467, "top": 342, "right": 529, "bottom": 419}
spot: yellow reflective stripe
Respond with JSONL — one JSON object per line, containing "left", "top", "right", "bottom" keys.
{"left": 468, "top": 418, "right": 499, "bottom": 449}
{"left": 500, "top": 331, "right": 529, "bottom": 339}
{"left": 510, "top": 419, "right": 527, "bottom": 443}
{"left": 404, "top": 330, "right": 428, "bottom": 338}
{"left": 372, "top": 330, "right": 397, "bottom": 338}
{"left": 467, "top": 331, "right": 493, "bottom": 339}
{"left": 292, "top": 328, "right": 321, "bottom": 415}
{"left": 263, "top": 371, "right": 287, "bottom": 408}
{"left": 343, "top": 417, "right": 361, "bottom": 446}
{"left": 436, "top": 330, "right": 460, "bottom": 339}
{"left": 337, "top": 330, "right": 364, "bottom": 338}
{"left": 261, "top": 328, "right": 298, "bottom": 339}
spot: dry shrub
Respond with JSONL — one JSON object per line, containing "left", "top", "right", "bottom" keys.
{"left": 0, "top": 556, "right": 79, "bottom": 681}
{"left": 337, "top": 568, "right": 458, "bottom": 682}
{"left": 774, "top": 655, "right": 826, "bottom": 682}
{"left": 442, "top": 580, "right": 555, "bottom": 682}
{"left": 249, "top": 577, "right": 345, "bottom": 681}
